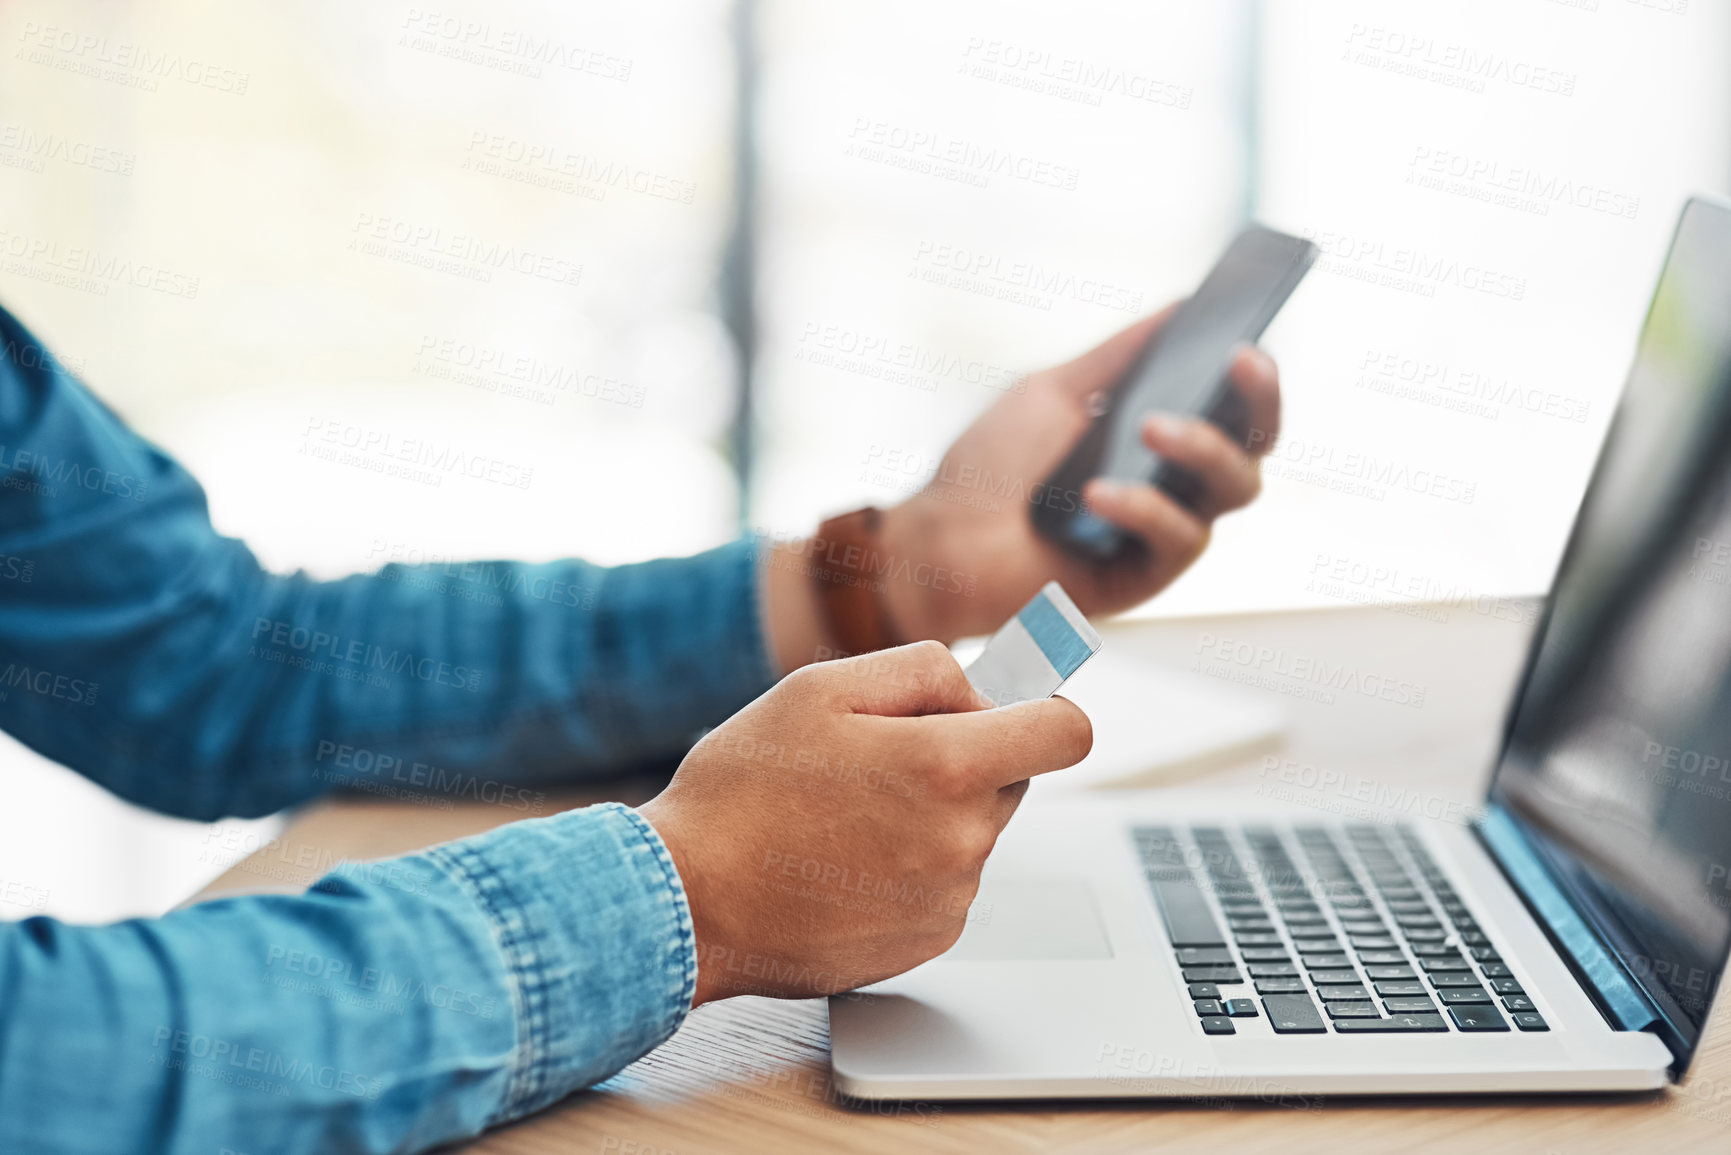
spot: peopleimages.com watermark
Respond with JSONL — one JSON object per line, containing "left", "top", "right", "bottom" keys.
{"left": 0, "top": 661, "right": 98, "bottom": 708}
{"left": 397, "top": 8, "right": 632, "bottom": 83}
{"left": 1304, "top": 550, "right": 1540, "bottom": 627}
{"left": 461, "top": 130, "right": 695, "bottom": 205}
{"left": 1256, "top": 756, "right": 1484, "bottom": 827}
{"left": 311, "top": 739, "right": 548, "bottom": 813}
{"left": 0, "top": 226, "right": 200, "bottom": 300}
{"left": 760, "top": 526, "right": 979, "bottom": 600}
{"left": 1353, "top": 346, "right": 1590, "bottom": 425}
{"left": 908, "top": 238, "right": 1143, "bottom": 314}
{"left": 1094, "top": 1043, "right": 1325, "bottom": 1110}
{"left": 0, "top": 442, "right": 150, "bottom": 503}
{"left": 15, "top": 21, "right": 250, "bottom": 95}
{"left": 410, "top": 335, "right": 645, "bottom": 410}
{"left": 1300, "top": 226, "right": 1526, "bottom": 302}
{"left": 1405, "top": 145, "right": 1640, "bottom": 221}
{"left": 199, "top": 824, "right": 434, "bottom": 899}
{"left": 792, "top": 320, "right": 1023, "bottom": 395}
{"left": 1341, "top": 22, "right": 1576, "bottom": 98}
{"left": 0, "top": 121, "right": 134, "bottom": 177}
{"left": 148, "top": 1028, "right": 382, "bottom": 1100}
{"left": 347, "top": 212, "right": 583, "bottom": 290}
{"left": 249, "top": 617, "right": 484, "bottom": 694}
{"left": 364, "top": 537, "right": 597, "bottom": 610}
{"left": 0, "top": 877, "right": 51, "bottom": 912}
{"left": 263, "top": 944, "right": 500, "bottom": 1020}
{"left": 956, "top": 36, "right": 1193, "bottom": 112}
{"left": 844, "top": 116, "right": 1082, "bottom": 192}
{"left": 1191, "top": 631, "right": 1428, "bottom": 709}
{"left": 299, "top": 417, "right": 535, "bottom": 491}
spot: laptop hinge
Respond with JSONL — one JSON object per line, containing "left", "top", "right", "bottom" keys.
{"left": 1476, "top": 805, "right": 1660, "bottom": 1035}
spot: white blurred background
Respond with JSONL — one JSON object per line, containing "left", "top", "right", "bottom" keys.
{"left": 1, "top": 0, "right": 1726, "bottom": 921}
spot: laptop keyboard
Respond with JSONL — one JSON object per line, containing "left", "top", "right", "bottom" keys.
{"left": 1135, "top": 823, "right": 1550, "bottom": 1036}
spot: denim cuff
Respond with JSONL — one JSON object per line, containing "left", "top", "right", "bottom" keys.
{"left": 424, "top": 802, "right": 697, "bottom": 1125}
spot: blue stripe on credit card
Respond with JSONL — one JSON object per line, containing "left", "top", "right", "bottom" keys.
{"left": 1016, "top": 592, "right": 1092, "bottom": 679}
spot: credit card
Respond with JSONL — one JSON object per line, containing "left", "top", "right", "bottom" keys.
{"left": 963, "top": 581, "right": 1103, "bottom": 707}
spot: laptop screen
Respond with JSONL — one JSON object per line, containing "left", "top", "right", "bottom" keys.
{"left": 1488, "top": 198, "right": 1731, "bottom": 1061}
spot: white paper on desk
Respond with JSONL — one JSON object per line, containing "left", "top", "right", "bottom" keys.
{"left": 950, "top": 640, "right": 1287, "bottom": 791}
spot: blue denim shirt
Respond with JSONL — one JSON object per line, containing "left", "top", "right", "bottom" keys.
{"left": 0, "top": 305, "right": 776, "bottom": 1153}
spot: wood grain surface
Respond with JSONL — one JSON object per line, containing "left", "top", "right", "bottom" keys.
{"left": 196, "top": 603, "right": 1731, "bottom": 1155}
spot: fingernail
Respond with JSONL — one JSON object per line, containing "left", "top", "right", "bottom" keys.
{"left": 1147, "top": 415, "right": 1184, "bottom": 441}
{"left": 1088, "top": 479, "right": 1121, "bottom": 502}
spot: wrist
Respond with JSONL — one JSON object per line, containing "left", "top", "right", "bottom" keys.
{"left": 637, "top": 799, "right": 724, "bottom": 1007}
{"left": 878, "top": 501, "right": 949, "bottom": 645}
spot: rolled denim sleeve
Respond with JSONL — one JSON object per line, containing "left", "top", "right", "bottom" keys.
{"left": 0, "top": 803, "right": 697, "bottom": 1155}
{"left": 0, "top": 303, "right": 777, "bottom": 821}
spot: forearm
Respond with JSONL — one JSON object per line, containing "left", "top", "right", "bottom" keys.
{"left": 760, "top": 502, "right": 951, "bottom": 673}
{"left": 0, "top": 803, "right": 695, "bottom": 1155}
{"left": 0, "top": 302, "right": 775, "bottom": 819}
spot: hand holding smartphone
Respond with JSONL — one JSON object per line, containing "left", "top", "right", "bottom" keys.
{"left": 1030, "top": 224, "right": 1315, "bottom": 561}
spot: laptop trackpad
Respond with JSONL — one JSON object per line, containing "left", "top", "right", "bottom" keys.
{"left": 942, "top": 879, "right": 1113, "bottom": 961}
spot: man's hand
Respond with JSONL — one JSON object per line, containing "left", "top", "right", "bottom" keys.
{"left": 762, "top": 308, "right": 1281, "bottom": 668}
{"left": 877, "top": 308, "right": 1281, "bottom": 643}
{"left": 638, "top": 640, "right": 1091, "bottom": 1005}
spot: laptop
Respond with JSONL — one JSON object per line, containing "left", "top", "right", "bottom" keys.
{"left": 828, "top": 196, "right": 1731, "bottom": 1100}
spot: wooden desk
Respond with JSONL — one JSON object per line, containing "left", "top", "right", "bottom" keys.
{"left": 197, "top": 604, "right": 1731, "bottom": 1154}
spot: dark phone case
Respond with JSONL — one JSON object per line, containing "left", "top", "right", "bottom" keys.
{"left": 1030, "top": 376, "right": 1250, "bottom": 561}
{"left": 1030, "top": 227, "right": 1313, "bottom": 562}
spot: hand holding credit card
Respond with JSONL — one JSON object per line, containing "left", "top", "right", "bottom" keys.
{"left": 963, "top": 582, "right": 1102, "bottom": 706}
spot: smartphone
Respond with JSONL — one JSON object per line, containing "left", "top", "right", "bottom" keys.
{"left": 1031, "top": 224, "right": 1317, "bottom": 561}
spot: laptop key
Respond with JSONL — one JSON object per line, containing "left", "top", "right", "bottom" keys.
{"left": 1326, "top": 1001, "right": 1382, "bottom": 1019}
{"left": 1225, "top": 998, "right": 1259, "bottom": 1017}
{"left": 1349, "top": 938, "right": 1399, "bottom": 951}
{"left": 1297, "top": 941, "right": 1345, "bottom": 956}
{"left": 1420, "top": 957, "right": 1472, "bottom": 972}
{"left": 1374, "top": 982, "right": 1426, "bottom": 997}
{"left": 1411, "top": 943, "right": 1458, "bottom": 957}
{"left": 1199, "top": 1016, "right": 1236, "bottom": 1036}
{"left": 1303, "top": 954, "right": 1353, "bottom": 969}
{"left": 1149, "top": 877, "right": 1228, "bottom": 948}
{"left": 1403, "top": 928, "right": 1447, "bottom": 942}
{"left": 1181, "top": 966, "right": 1242, "bottom": 984}
{"left": 1239, "top": 948, "right": 1291, "bottom": 962}
{"left": 1357, "top": 951, "right": 1406, "bottom": 965}
{"left": 1502, "top": 995, "right": 1535, "bottom": 1013}
{"left": 1437, "top": 988, "right": 1492, "bottom": 1005}
{"left": 1288, "top": 926, "right": 1339, "bottom": 940}
{"left": 1429, "top": 973, "right": 1484, "bottom": 988}
{"left": 1316, "top": 984, "right": 1372, "bottom": 1002}
{"left": 1334, "top": 1014, "right": 1448, "bottom": 1033}
{"left": 1468, "top": 946, "right": 1501, "bottom": 962}
{"left": 1364, "top": 966, "right": 1415, "bottom": 980}
{"left": 1176, "top": 947, "right": 1236, "bottom": 966}
{"left": 1480, "top": 963, "right": 1512, "bottom": 978}
{"left": 1248, "top": 963, "right": 1299, "bottom": 978}
{"left": 1488, "top": 978, "right": 1524, "bottom": 995}
{"left": 1309, "top": 969, "right": 1363, "bottom": 985}
{"left": 1382, "top": 997, "right": 1437, "bottom": 1014}
{"left": 1255, "top": 977, "right": 1307, "bottom": 994}
{"left": 1187, "top": 983, "right": 1221, "bottom": 1000}
{"left": 1512, "top": 1012, "right": 1549, "bottom": 1031}
{"left": 1263, "top": 993, "right": 1327, "bottom": 1034}
{"left": 1448, "top": 1004, "right": 1509, "bottom": 1032}
{"left": 1236, "top": 933, "right": 1284, "bottom": 947}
